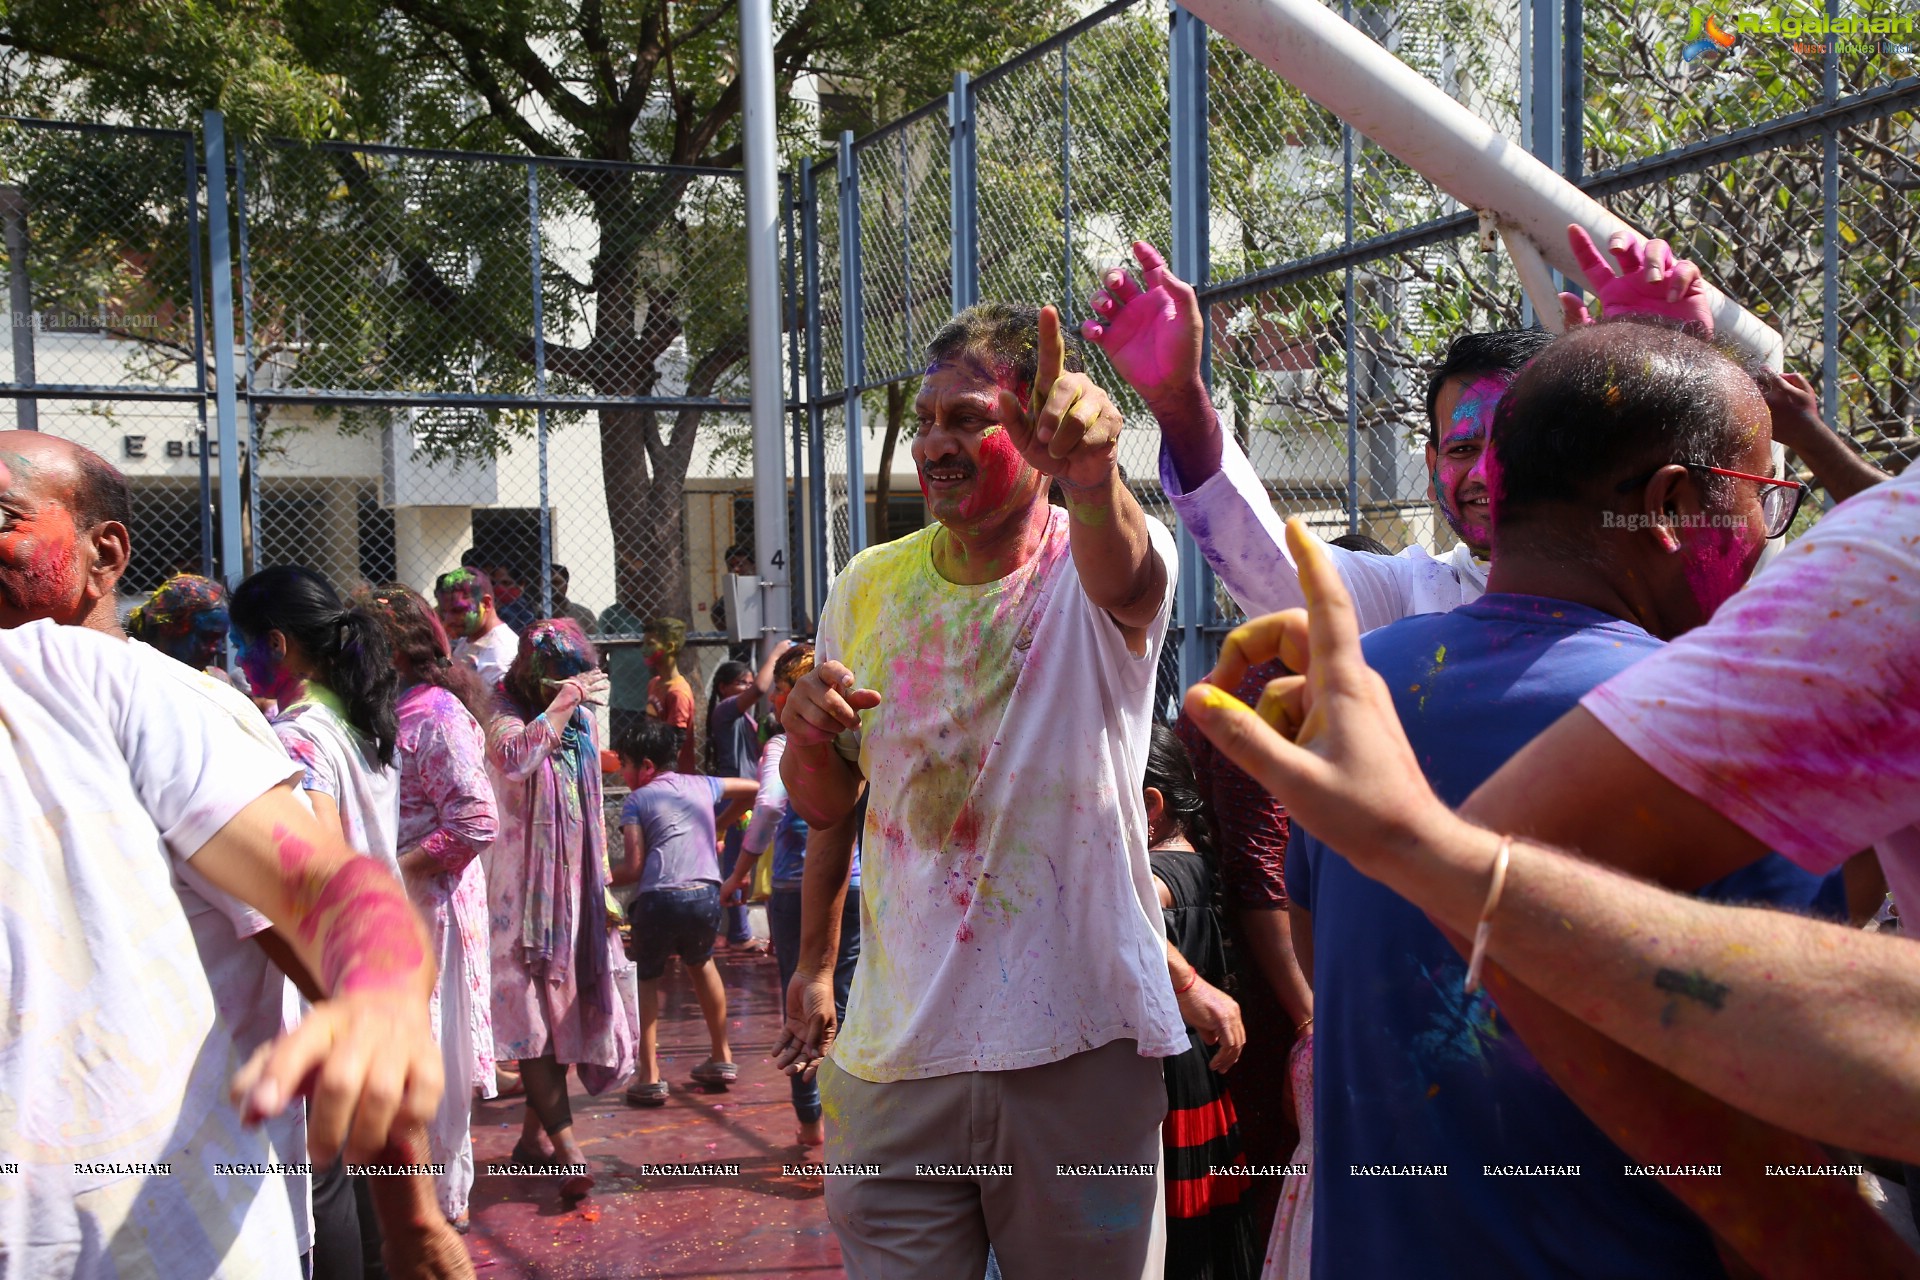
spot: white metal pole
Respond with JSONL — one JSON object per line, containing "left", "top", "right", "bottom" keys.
{"left": 740, "top": 0, "right": 791, "bottom": 646}
{"left": 1182, "top": 0, "right": 1784, "bottom": 368}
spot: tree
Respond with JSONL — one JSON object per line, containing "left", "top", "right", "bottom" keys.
{"left": 1, "top": 0, "right": 1067, "bottom": 617}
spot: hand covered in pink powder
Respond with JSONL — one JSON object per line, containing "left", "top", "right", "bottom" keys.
{"left": 997, "top": 304, "right": 1124, "bottom": 492}
{"left": 1558, "top": 225, "right": 1713, "bottom": 338}
{"left": 1084, "top": 240, "right": 1205, "bottom": 412}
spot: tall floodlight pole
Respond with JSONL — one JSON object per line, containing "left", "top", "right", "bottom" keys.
{"left": 741, "top": 0, "right": 791, "bottom": 647}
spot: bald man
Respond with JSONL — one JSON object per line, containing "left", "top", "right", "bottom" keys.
{"left": 0, "top": 431, "right": 470, "bottom": 1279}
{"left": 0, "top": 428, "right": 132, "bottom": 631}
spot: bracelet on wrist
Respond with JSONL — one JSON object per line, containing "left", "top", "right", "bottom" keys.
{"left": 1173, "top": 970, "right": 1200, "bottom": 996}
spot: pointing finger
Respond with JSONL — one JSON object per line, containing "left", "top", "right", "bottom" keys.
{"left": 1132, "top": 240, "right": 1173, "bottom": 289}
{"left": 1031, "top": 305, "right": 1065, "bottom": 419}
{"left": 1565, "top": 225, "right": 1615, "bottom": 296}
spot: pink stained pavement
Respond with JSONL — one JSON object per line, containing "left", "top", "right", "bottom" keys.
{"left": 463, "top": 945, "right": 846, "bottom": 1279}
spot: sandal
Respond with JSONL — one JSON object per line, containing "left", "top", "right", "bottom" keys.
{"left": 560, "top": 1169, "right": 596, "bottom": 1200}
{"left": 690, "top": 1059, "right": 738, "bottom": 1087}
{"left": 494, "top": 1068, "right": 525, "bottom": 1098}
{"left": 508, "top": 1141, "right": 555, "bottom": 1167}
{"left": 624, "top": 1080, "right": 669, "bottom": 1108}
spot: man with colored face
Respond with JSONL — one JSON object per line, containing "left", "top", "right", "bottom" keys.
{"left": 436, "top": 565, "right": 517, "bottom": 687}
{"left": 776, "top": 303, "right": 1183, "bottom": 1279}
{"left": 1085, "top": 229, "right": 1745, "bottom": 636}
{"left": 0, "top": 432, "right": 466, "bottom": 1278}
{"left": 127, "top": 572, "right": 233, "bottom": 673}
{"left": 0, "top": 428, "right": 132, "bottom": 632}
{"left": 1264, "top": 322, "right": 1897, "bottom": 1279}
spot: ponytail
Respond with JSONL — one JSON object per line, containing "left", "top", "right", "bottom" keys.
{"left": 233, "top": 565, "right": 399, "bottom": 767}
{"left": 326, "top": 608, "right": 400, "bottom": 766}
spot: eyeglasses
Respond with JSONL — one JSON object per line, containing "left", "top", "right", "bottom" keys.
{"left": 1614, "top": 463, "right": 1808, "bottom": 539}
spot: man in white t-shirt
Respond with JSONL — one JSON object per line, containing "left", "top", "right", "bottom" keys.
{"left": 0, "top": 430, "right": 463, "bottom": 1275}
{"left": 0, "top": 613, "right": 449, "bottom": 1278}
{"left": 436, "top": 566, "right": 518, "bottom": 686}
{"left": 777, "top": 303, "right": 1187, "bottom": 1278}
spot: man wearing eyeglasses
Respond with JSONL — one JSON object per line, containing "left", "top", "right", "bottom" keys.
{"left": 1267, "top": 320, "right": 1901, "bottom": 1279}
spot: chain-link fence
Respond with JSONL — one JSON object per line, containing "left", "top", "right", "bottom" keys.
{"left": 0, "top": 118, "right": 224, "bottom": 601}
{"left": 1, "top": 117, "right": 770, "bottom": 735}
{"left": 793, "top": 0, "right": 1920, "bottom": 671}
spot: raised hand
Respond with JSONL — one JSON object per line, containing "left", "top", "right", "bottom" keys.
{"left": 995, "top": 304, "right": 1125, "bottom": 492}
{"left": 782, "top": 659, "right": 881, "bottom": 748}
{"left": 1085, "top": 240, "right": 1205, "bottom": 411}
{"left": 1181, "top": 519, "right": 1450, "bottom": 869}
{"left": 544, "top": 669, "right": 609, "bottom": 719}
{"left": 1559, "top": 224, "right": 1713, "bottom": 337}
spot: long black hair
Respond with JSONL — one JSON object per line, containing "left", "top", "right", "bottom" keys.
{"left": 1145, "top": 722, "right": 1218, "bottom": 862}
{"left": 232, "top": 565, "right": 399, "bottom": 767}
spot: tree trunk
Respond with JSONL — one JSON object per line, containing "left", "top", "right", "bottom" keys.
{"left": 873, "top": 382, "right": 909, "bottom": 543}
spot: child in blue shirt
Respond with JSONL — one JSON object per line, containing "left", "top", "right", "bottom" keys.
{"left": 610, "top": 718, "right": 756, "bottom": 1106}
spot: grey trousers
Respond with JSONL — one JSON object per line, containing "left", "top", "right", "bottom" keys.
{"left": 819, "top": 1038, "right": 1168, "bottom": 1280}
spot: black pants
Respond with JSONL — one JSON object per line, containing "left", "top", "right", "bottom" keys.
{"left": 309, "top": 1155, "right": 386, "bottom": 1280}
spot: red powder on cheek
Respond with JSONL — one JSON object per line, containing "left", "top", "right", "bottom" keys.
{"left": 0, "top": 506, "right": 85, "bottom": 620}
{"left": 958, "top": 428, "right": 1025, "bottom": 520}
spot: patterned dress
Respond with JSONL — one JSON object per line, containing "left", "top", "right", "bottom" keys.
{"left": 485, "top": 692, "right": 635, "bottom": 1086}
{"left": 394, "top": 683, "right": 499, "bottom": 1218}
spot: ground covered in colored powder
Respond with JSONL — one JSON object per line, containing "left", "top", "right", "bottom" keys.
{"left": 464, "top": 943, "right": 845, "bottom": 1279}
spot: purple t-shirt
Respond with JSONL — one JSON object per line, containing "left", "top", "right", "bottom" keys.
{"left": 623, "top": 773, "right": 726, "bottom": 892}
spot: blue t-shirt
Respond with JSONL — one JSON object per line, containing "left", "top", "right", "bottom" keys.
{"left": 1285, "top": 594, "right": 1832, "bottom": 1279}
{"left": 622, "top": 773, "right": 726, "bottom": 892}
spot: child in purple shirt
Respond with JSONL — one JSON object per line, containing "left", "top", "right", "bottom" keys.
{"left": 609, "top": 719, "right": 756, "bottom": 1105}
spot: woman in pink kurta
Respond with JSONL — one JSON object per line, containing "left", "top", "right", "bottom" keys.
{"left": 362, "top": 586, "right": 500, "bottom": 1228}
{"left": 486, "top": 619, "right": 633, "bottom": 1199}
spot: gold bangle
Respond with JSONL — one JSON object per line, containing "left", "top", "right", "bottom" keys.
{"left": 1294, "top": 1015, "right": 1313, "bottom": 1036}
{"left": 1464, "top": 836, "right": 1513, "bottom": 995}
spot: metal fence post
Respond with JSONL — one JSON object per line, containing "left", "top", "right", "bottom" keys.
{"left": 950, "top": 71, "right": 979, "bottom": 312}
{"left": 527, "top": 163, "right": 553, "bottom": 618}
{"left": 183, "top": 137, "right": 214, "bottom": 579}
{"left": 1562, "top": 0, "right": 1583, "bottom": 181}
{"left": 838, "top": 132, "right": 868, "bottom": 554}
{"left": 1341, "top": 0, "right": 1359, "bottom": 536}
{"left": 201, "top": 112, "right": 244, "bottom": 584}
{"left": 1, "top": 184, "right": 36, "bottom": 431}
{"left": 801, "top": 164, "right": 829, "bottom": 614}
{"left": 1820, "top": 0, "right": 1840, "bottom": 443}
{"left": 784, "top": 171, "right": 809, "bottom": 620}
{"left": 233, "top": 139, "right": 262, "bottom": 574}
{"left": 1169, "top": 4, "right": 1215, "bottom": 688}
{"left": 1061, "top": 45, "right": 1073, "bottom": 322}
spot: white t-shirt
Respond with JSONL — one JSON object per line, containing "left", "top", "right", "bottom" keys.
{"left": 134, "top": 642, "right": 315, "bottom": 1255}
{"left": 272, "top": 695, "right": 402, "bottom": 871}
{"left": 815, "top": 506, "right": 1188, "bottom": 1082}
{"left": 1582, "top": 465, "right": 1920, "bottom": 913}
{"left": 0, "top": 621, "right": 305, "bottom": 1278}
{"left": 454, "top": 623, "right": 519, "bottom": 689}
{"left": 1162, "top": 432, "right": 1487, "bottom": 629}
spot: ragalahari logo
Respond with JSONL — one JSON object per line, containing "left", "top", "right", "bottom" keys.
{"left": 1683, "top": 7, "right": 1741, "bottom": 60}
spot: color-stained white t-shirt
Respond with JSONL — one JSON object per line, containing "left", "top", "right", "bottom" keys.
{"left": 0, "top": 621, "right": 305, "bottom": 1278}
{"left": 1162, "top": 432, "right": 1487, "bottom": 629}
{"left": 272, "top": 694, "right": 402, "bottom": 872}
{"left": 815, "top": 506, "right": 1188, "bottom": 1082}
{"left": 454, "top": 623, "right": 519, "bottom": 689}
{"left": 1582, "top": 465, "right": 1920, "bottom": 913}
{"left": 135, "top": 641, "right": 315, "bottom": 1254}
